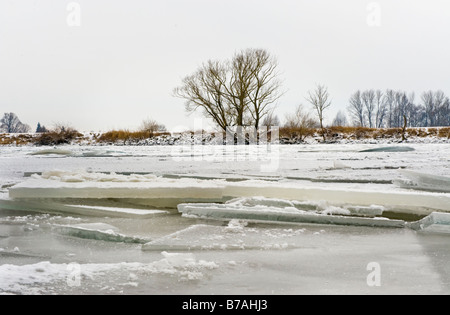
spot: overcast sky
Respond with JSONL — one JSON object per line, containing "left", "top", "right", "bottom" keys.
{"left": 1, "top": 0, "right": 449, "bottom": 132}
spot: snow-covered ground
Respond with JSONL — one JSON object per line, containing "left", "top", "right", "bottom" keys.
{"left": 0, "top": 143, "right": 449, "bottom": 295}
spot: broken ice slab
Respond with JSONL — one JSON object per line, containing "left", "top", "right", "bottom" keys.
{"left": 218, "top": 197, "right": 386, "bottom": 218}
{"left": 394, "top": 170, "right": 450, "bottom": 193}
{"left": 408, "top": 212, "right": 450, "bottom": 234}
{"left": 345, "top": 205, "right": 385, "bottom": 217}
{"left": 9, "top": 170, "right": 450, "bottom": 215}
{"left": 28, "top": 149, "right": 74, "bottom": 156}
{"left": 53, "top": 223, "right": 149, "bottom": 244}
{"left": 0, "top": 199, "right": 168, "bottom": 218}
{"left": 223, "top": 183, "right": 450, "bottom": 214}
{"left": 9, "top": 170, "right": 225, "bottom": 200}
{"left": 0, "top": 250, "right": 51, "bottom": 260}
{"left": 177, "top": 203, "right": 406, "bottom": 228}
{"left": 142, "top": 223, "right": 306, "bottom": 251}
{"left": 359, "top": 146, "right": 415, "bottom": 153}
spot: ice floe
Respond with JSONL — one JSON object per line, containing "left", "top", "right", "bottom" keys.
{"left": 9, "top": 170, "right": 225, "bottom": 202}
{"left": 222, "top": 182, "right": 450, "bottom": 214}
{"left": 359, "top": 146, "right": 415, "bottom": 152}
{"left": 177, "top": 197, "right": 406, "bottom": 228}
{"left": 0, "top": 199, "right": 170, "bottom": 218}
{"left": 142, "top": 222, "right": 308, "bottom": 251}
{"left": 53, "top": 223, "right": 150, "bottom": 244}
{"left": 408, "top": 212, "right": 450, "bottom": 234}
{"left": 394, "top": 170, "right": 450, "bottom": 193}
{"left": 6, "top": 169, "right": 450, "bottom": 217}
{"left": 28, "top": 149, "right": 74, "bottom": 156}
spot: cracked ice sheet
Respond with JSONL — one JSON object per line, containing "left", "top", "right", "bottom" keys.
{"left": 142, "top": 221, "right": 310, "bottom": 251}
{"left": 167, "top": 225, "right": 447, "bottom": 295}
{"left": 2, "top": 226, "right": 444, "bottom": 295}
{"left": 1, "top": 219, "right": 449, "bottom": 294}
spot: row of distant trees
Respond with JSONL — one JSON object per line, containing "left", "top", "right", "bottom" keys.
{"left": 0, "top": 111, "right": 167, "bottom": 138}
{"left": 346, "top": 89, "right": 450, "bottom": 129}
{"left": 175, "top": 48, "right": 450, "bottom": 134}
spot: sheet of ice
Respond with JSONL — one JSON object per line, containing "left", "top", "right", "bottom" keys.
{"left": 78, "top": 150, "right": 133, "bottom": 157}
{"left": 217, "top": 197, "right": 385, "bottom": 217}
{"left": 0, "top": 199, "right": 169, "bottom": 218}
{"left": 332, "top": 161, "right": 351, "bottom": 169}
{"left": 359, "top": 146, "right": 415, "bottom": 152}
{"left": 223, "top": 183, "right": 450, "bottom": 214}
{"left": 142, "top": 222, "right": 308, "bottom": 251}
{"left": 65, "top": 205, "right": 168, "bottom": 215}
{"left": 409, "top": 212, "right": 450, "bottom": 234}
{"left": 28, "top": 149, "right": 74, "bottom": 156}
{"left": 9, "top": 170, "right": 225, "bottom": 200}
{"left": 394, "top": 170, "right": 450, "bottom": 193}
{"left": 53, "top": 223, "right": 150, "bottom": 244}
{"left": 8, "top": 170, "right": 450, "bottom": 216}
{"left": 2, "top": 143, "right": 450, "bottom": 294}
{"left": 177, "top": 198, "right": 406, "bottom": 228}
{"left": 0, "top": 252, "right": 218, "bottom": 295}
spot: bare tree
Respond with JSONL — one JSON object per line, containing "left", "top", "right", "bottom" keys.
{"left": 244, "top": 49, "right": 283, "bottom": 129}
{"left": 331, "top": 110, "right": 348, "bottom": 126}
{"left": 140, "top": 118, "right": 166, "bottom": 137}
{"left": 262, "top": 110, "right": 280, "bottom": 127}
{"left": 374, "top": 90, "right": 387, "bottom": 128}
{"left": 421, "top": 91, "right": 436, "bottom": 127}
{"left": 361, "top": 90, "right": 375, "bottom": 128}
{"left": 384, "top": 89, "right": 396, "bottom": 128}
{"left": 434, "top": 90, "right": 449, "bottom": 126}
{"left": 284, "top": 104, "right": 317, "bottom": 141}
{"left": 0, "top": 112, "right": 30, "bottom": 133}
{"left": 347, "top": 90, "right": 365, "bottom": 127}
{"left": 440, "top": 97, "right": 450, "bottom": 126}
{"left": 174, "top": 60, "right": 232, "bottom": 131}
{"left": 174, "top": 49, "right": 282, "bottom": 131}
{"left": 392, "top": 91, "right": 409, "bottom": 128}
{"left": 306, "top": 84, "right": 332, "bottom": 141}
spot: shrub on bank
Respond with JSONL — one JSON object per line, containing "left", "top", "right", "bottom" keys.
{"left": 34, "top": 128, "right": 83, "bottom": 145}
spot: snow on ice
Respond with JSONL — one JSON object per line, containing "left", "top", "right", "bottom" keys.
{"left": 0, "top": 252, "right": 218, "bottom": 295}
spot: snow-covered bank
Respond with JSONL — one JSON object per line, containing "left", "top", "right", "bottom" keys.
{"left": 1, "top": 127, "right": 449, "bottom": 147}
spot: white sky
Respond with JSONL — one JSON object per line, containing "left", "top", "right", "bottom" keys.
{"left": 1, "top": 0, "right": 449, "bottom": 132}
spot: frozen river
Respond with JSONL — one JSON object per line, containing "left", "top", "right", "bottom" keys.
{"left": 0, "top": 143, "right": 449, "bottom": 295}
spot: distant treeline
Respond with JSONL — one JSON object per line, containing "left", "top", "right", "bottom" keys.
{"left": 345, "top": 89, "right": 450, "bottom": 129}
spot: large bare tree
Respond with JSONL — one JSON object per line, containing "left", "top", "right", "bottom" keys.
{"left": 374, "top": 90, "right": 387, "bottom": 128}
{"left": 244, "top": 49, "right": 283, "bottom": 129}
{"left": 174, "top": 60, "right": 232, "bottom": 131}
{"left": 0, "top": 112, "right": 30, "bottom": 133}
{"left": 174, "top": 49, "right": 282, "bottom": 131}
{"left": 306, "top": 84, "right": 332, "bottom": 141}
{"left": 361, "top": 90, "right": 375, "bottom": 128}
{"left": 347, "top": 90, "right": 365, "bottom": 127}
